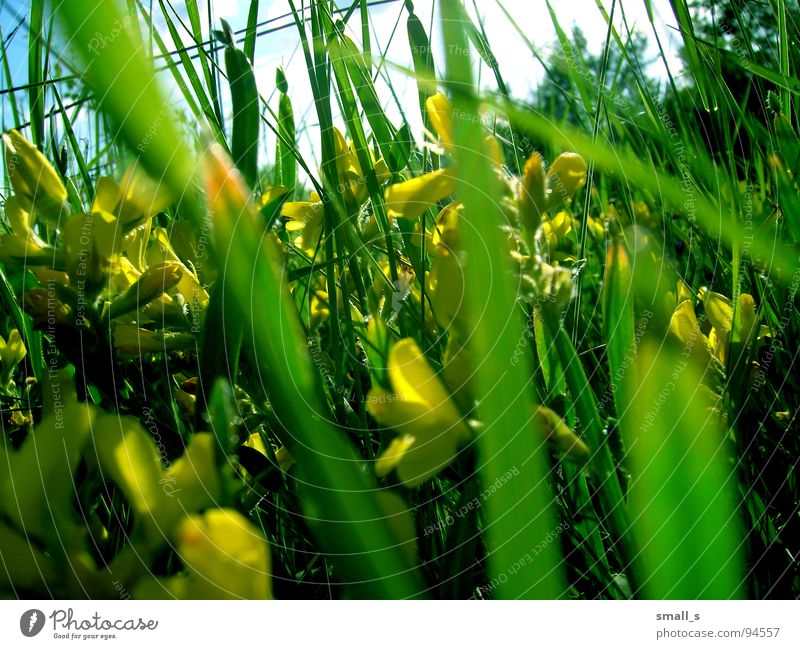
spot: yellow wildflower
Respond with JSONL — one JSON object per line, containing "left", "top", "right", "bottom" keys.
{"left": 92, "top": 164, "right": 173, "bottom": 230}
{"left": 282, "top": 192, "right": 324, "bottom": 255}
{"left": 2, "top": 129, "right": 68, "bottom": 224}
{"left": 385, "top": 168, "right": 458, "bottom": 220}
{"left": 517, "top": 151, "right": 587, "bottom": 233}
{"left": 171, "top": 509, "right": 272, "bottom": 599}
{"left": 0, "top": 329, "right": 26, "bottom": 385}
{"left": 369, "top": 338, "right": 470, "bottom": 487}
{"left": 0, "top": 195, "right": 56, "bottom": 265}
{"left": 518, "top": 152, "right": 547, "bottom": 230}
{"left": 668, "top": 292, "right": 769, "bottom": 368}
{"left": 547, "top": 152, "right": 587, "bottom": 203}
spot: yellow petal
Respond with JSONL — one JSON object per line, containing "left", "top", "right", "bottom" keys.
{"left": 92, "top": 176, "right": 122, "bottom": 213}
{"left": 174, "top": 509, "right": 272, "bottom": 599}
{"left": 703, "top": 291, "right": 733, "bottom": 336}
{"left": 547, "top": 152, "right": 587, "bottom": 204}
{"left": 63, "top": 210, "right": 121, "bottom": 284}
{"left": 375, "top": 434, "right": 417, "bottom": 478}
{"left": 117, "top": 163, "right": 174, "bottom": 227}
{"left": 1, "top": 404, "right": 95, "bottom": 542}
{"left": 155, "top": 434, "right": 220, "bottom": 534}
{"left": 425, "top": 93, "right": 453, "bottom": 148}
{"left": 669, "top": 300, "right": 713, "bottom": 365}
{"left": 518, "top": 151, "right": 546, "bottom": 230}
{"left": 260, "top": 185, "right": 289, "bottom": 207}
{"left": 0, "top": 232, "right": 50, "bottom": 264}
{"left": 333, "top": 127, "right": 362, "bottom": 179}
{"left": 737, "top": 293, "right": 757, "bottom": 345}
{"left": 426, "top": 251, "right": 466, "bottom": 331}
{"left": 93, "top": 413, "right": 164, "bottom": 520}
{"left": 385, "top": 168, "right": 457, "bottom": 220}
{"left": 378, "top": 429, "right": 464, "bottom": 488}
{"left": 669, "top": 299, "right": 701, "bottom": 345}
{"left": 0, "top": 329, "right": 26, "bottom": 369}
{"left": 387, "top": 338, "right": 466, "bottom": 435}
{"left": 2, "top": 129, "right": 68, "bottom": 223}
{"left": 4, "top": 195, "right": 32, "bottom": 235}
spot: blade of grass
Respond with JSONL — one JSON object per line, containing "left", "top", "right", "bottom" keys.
{"left": 27, "top": 0, "right": 45, "bottom": 148}
{"left": 441, "top": 0, "right": 565, "bottom": 599}
{"left": 624, "top": 339, "right": 745, "bottom": 598}
{"left": 205, "top": 144, "right": 424, "bottom": 597}
{"left": 244, "top": 0, "right": 260, "bottom": 64}
{"left": 601, "top": 235, "right": 636, "bottom": 423}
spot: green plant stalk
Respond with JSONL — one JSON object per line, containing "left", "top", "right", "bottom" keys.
{"left": 545, "top": 317, "right": 638, "bottom": 593}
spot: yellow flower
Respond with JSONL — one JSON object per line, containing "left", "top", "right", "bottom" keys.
{"left": 426, "top": 250, "right": 466, "bottom": 333}
{"left": 147, "top": 228, "right": 209, "bottom": 308}
{"left": 541, "top": 210, "right": 575, "bottom": 249}
{"left": 668, "top": 292, "right": 769, "bottom": 368}
{"left": 1, "top": 403, "right": 96, "bottom": 543}
{"left": 517, "top": 151, "right": 587, "bottom": 233}
{"left": 92, "top": 413, "right": 220, "bottom": 546}
{"left": 0, "top": 195, "right": 56, "bottom": 264}
{"left": 518, "top": 152, "right": 547, "bottom": 230}
{"left": 2, "top": 129, "right": 68, "bottom": 224}
{"left": 282, "top": 191, "right": 324, "bottom": 255}
{"left": 171, "top": 509, "right": 272, "bottom": 599}
{"left": 700, "top": 291, "right": 769, "bottom": 364}
{"left": 92, "top": 163, "right": 173, "bottom": 230}
{"left": 547, "top": 152, "right": 587, "bottom": 203}
{"left": 426, "top": 93, "right": 454, "bottom": 149}
{"left": 369, "top": 338, "right": 470, "bottom": 487}
{"left": 0, "top": 329, "right": 26, "bottom": 385}
{"left": 108, "top": 261, "right": 183, "bottom": 318}
{"left": 0, "top": 328, "right": 25, "bottom": 369}
{"left": 385, "top": 168, "right": 458, "bottom": 220}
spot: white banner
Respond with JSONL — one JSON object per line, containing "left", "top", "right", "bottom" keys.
{"left": 0, "top": 600, "right": 798, "bottom": 647}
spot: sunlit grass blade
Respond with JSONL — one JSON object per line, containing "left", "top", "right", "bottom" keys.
{"left": 57, "top": 0, "right": 196, "bottom": 210}
{"left": 205, "top": 145, "right": 423, "bottom": 598}
{"left": 27, "top": 0, "right": 45, "bottom": 147}
{"left": 624, "top": 339, "right": 745, "bottom": 598}
{"left": 601, "top": 235, "right": 636, "bottom": 421}
{"left": 441, "top": 0, "right": 565, "bottom": 599}
{"left": 274, "top": 67, "right": 296, "bottom": 194}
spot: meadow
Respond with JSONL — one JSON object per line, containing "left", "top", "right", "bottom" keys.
{"left": 0, "top": 0, "right": 798, "bottom": 599}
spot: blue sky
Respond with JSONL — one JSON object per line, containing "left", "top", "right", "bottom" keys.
{"left": 1, "top": 0, "right": 684, "bottom": 181}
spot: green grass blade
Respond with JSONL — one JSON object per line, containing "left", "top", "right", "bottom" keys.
{"left": 601, "top": 236, "right": 636, "bottom": 421}
{"left": 274, "top": 67, "right": 296, "bottom": 193}
{"left": 57, "top": 0, "right": 197, "bottom": 210}
{"left": 220, "top": 19, "right": 259, "bottom": 187}
{"left": 206, "top": 146, "right": 424, "bottom": 598}
{"left": 624, "top": 340, "right": 745, "bottom": 598}
{"left": 441, "top": 0, "right": 565, "bottom": 599}
{"left": 244, "top": 0, "right": 260, "bottom": 65}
